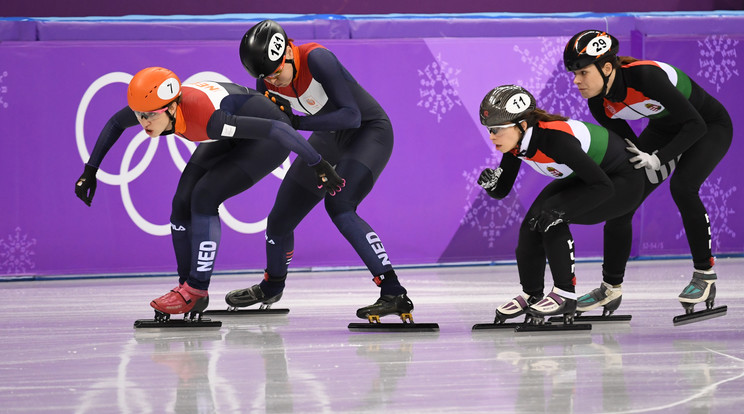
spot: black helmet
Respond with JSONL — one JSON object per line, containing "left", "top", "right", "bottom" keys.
{"left": 563, "top": 30, "right": 619, "bottom": 72}
{"left": 479, "top": 85, "right": 536, "bottom": 126}
{"left": 239, "top": 20, "right": 288, "bottom": 78}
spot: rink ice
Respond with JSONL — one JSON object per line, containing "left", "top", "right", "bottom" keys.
{"left": 1, "top": 258, "right": 743, "bottom": 413}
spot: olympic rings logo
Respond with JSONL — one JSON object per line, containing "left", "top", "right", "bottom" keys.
{"left": 75, "top": 71, "right": 289, "bottom": 236}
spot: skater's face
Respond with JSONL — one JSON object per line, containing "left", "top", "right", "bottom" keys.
{"left": 264, "top": 47, "right": 294, "bottom": 88}
{"left": 570, "top": 62, "right": 614, "bottom": 99}
{"left": 135, "top": 102, "right": 176, "bottom": 138}
{"left": 488, "top": 121, "right": 524, "bottom": 153}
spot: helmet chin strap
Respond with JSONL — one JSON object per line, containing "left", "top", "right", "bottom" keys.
{"left": 162, "top": 106, "right": 177, "bottom": 135}
{"left": 285, "top": 58, "right": 297, "bottom": 80}
{"left": 595, "top": 63, "right": 616, "bottom": 99}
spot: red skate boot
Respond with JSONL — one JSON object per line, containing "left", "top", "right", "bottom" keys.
{"left": 150, "top": 282, "right": 209, "bottom": 320}
{"left": 134, "top": 283, "right": 222, "bottom": 329}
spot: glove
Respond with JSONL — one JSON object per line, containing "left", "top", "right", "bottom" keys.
{"left": 265, "top": 91, "right": 300, "bottom": 129}
{"left": 529, "top": 209, "right": 566, "bottom": 233}
{"left": 477, "top": 167, "right": 502, "bottom": 191}
{"left": 311, "top": 159, "right": 346, "bottom": 196}
{"left": 625, "top": 139, "right": 661, "bottom": 170}
{"left": 75, "top": 164, "right": 98, "bottom": 206}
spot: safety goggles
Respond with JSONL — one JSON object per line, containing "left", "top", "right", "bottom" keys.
{"left": 134, "top": 106, "right": 169, "bottom": 120}
{"left": 487, "top": 123, "right": 516, "bottom": 135}
{"left": 265, "top": 56, "right": 286, "bottom": 79}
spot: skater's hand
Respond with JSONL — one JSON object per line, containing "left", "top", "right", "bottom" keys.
{"left": 625, "top": 139, "right": 660, "bottom": 170}
{"left": 74, "top": 164, "right": 98, "bottom": 206}
{"left": 529, "top": 209, "right": 566, "bottom": 233}
{"left": 265, "top": 91, "right": 300, "bottom": 129}
{"left": 478, "top": 167, "right": 502, "bottom": 191}
{"left": 311, "top": 159, "right": 345, "bottom": 196}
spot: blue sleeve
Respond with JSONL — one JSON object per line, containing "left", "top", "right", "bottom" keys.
{"left": 87, "top": 106, "right": 139, "bottom": 168}
{"left": 209, "top": 109, "right": 321, "bottom": 166}
{"left": 296, "top": 48, "right": 362, "bottom": 131}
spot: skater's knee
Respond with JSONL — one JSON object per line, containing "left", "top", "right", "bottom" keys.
{"left": 669, "top": 174, "right": 701, "bottom": 202}
{"left": 266, "top": 211, "right": 294, "bottom": 236}
{"left": 190, "top": 186, "right": 223, "bottom": 216}
{"left": 171, "top": 192, "right": 191, "bottom": 220}
{"left": 324, "top": 196, "right": 357, "bottom": 220}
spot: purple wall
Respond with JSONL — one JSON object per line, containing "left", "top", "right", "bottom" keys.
{"left": 1, "top": 13, "right": 742, "bottom": 277}
{"left": 3, "top": 0, "right": 742, "bottom": 18}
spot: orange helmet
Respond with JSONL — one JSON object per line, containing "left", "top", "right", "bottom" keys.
{"left": 127, "top": 67, "right": 181, "bottom": 112}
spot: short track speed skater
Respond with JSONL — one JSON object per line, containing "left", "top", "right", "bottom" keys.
{"left": 348, "top": 294, "right": 439, "bottom": 332}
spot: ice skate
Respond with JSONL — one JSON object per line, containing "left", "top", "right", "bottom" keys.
{"left": 349, "top": 294, "right": 439, "bottom": 332}
{"left": 472, "top": 292, "right": 543, "bottom": 331}
{"left": 551, "top": 282, "right": 631, "bottom": 324}
{"left": 516, "top": 287, "right": 591, "bottom": 333}
{"left": 134, "top": 283, "right": 221, "bottom": 329}
{"left": 673, "top": 271, "right": 727, "bottom": 326}
{"left": 206, "top": 283, "right": 289, "bottom": 316}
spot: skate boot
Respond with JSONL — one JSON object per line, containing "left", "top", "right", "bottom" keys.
{"left": 527, "top": 288, "right": 577, "bottom": 324}
{"left": 515, "top": 287, "right": 590, "bottom": 332}
{"left": 674, "top": 271, "right": 727, "bottom": 326}
{"left": 356, "top": 294, "right": 414, "bottom": 323}
{"left": 472, "top": 292, "right": 543, "bottom": 330}
{"left": 150, "top": 282, "right": 210, "bottom": 322}
{"left": 577, "top": 282, "right": 622, "bottom": 316}
{"left": 224, "top": 284, "right": 283, "bottom": 310}
{"left": 495, "top": 293, "right": 543, "bottom": 324}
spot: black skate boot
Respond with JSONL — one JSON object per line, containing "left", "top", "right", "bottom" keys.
{"left": 516, "top": 287, "right": 591, "bottom": 333}
{"left": 673, "top": 271, "right": 727, "bottom": 326}
{"left": 203, "top": 278, "right": 289, "bottom": 316}
{"left": 349, "top": 294, "right": 439, "bottom": 332}
{"left": 472, "top": 292, "right": 543, "bottom": 330}
{"left": 356, "top": 294, "right": 414, "bottom": 322}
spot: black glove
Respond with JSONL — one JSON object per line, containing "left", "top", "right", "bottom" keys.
{"left": 265, "top": 91, "right": 300, "bottom": 129}
{"left": 311, "top": 159, "right": 345, "bottom": 196}
{"left": 529, "top": 209, "right": 566, "bottom": 233}
{"left": 75, "top": 164, "right": 98, "bottom": 206}
{"left": 477, "top": 167, "right": 502, "bottom": 191}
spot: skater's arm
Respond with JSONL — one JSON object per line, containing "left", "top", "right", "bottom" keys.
{"left": 588, "top": 97, "right": 638, "bottom": 145}
{"left": 481, "top": 153, "right": 521, "bottom": 200}
{"left": 207, "top": 110, "right": 321, "bottom": 165}
{"left": 633, "top": 66, "right": 706, "bottom": 164}
{"left": 206, "top": 110, "right": 344, "bottom": 194}
{"left": 293, "top": 48, "right": 362, "bottom": 131}
{"left": 75, "top": 107, "right": 139, "bottom": 206}
{"left": 87, "top": 107, "right": 140, "bottom": 168}
{"left": 540, "top": 133, "right": 615, "bottom": 220}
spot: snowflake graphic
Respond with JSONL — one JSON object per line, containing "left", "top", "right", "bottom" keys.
{"left": 513, "top": 37, "right": 591, "bottom": 121}
{"left": 417, "top": 53, "right": 463, "bottom": 122}
{"left": 698, "top": 35, "right": 739, "bottom": 93}
{"left": 461, "top": 155, "right": 526, "bottom": 247}
{"left": 0, "top": 227, "right": 37, "bottom": 274}
{"left": 675, "top": 176, "right": 737, "bottom": 251}
{"left": 0, "top": 71, "right": 8, "bottom": 109}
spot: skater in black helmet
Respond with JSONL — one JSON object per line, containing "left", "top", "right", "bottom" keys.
{"left": 476, "top": 85, "right": 645, "bottom": 328}
{"left": 564, "top": 30, "right": 731, "bottom": 324}
{"left": 74, "top": 67, "right": 343, "bottom": 324}
{"left": 226, "top": 20, "right": 415, "bottom": 324}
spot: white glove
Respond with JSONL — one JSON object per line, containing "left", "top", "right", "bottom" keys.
{"left": 625, "top": 139, "right": 661, "bottom": 171}
{"left": 478, "top": 167, "right": 502, "bottom": 191}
